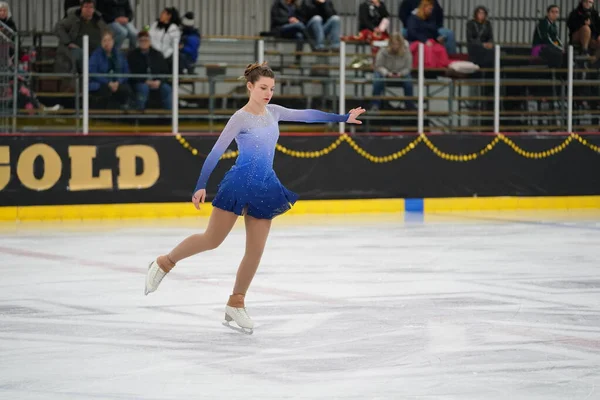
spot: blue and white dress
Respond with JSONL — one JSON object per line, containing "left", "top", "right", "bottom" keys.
{"left": 194, "top": 104, "right": 349, "bottom": 219}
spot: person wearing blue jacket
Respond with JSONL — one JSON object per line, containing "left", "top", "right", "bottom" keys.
{"left": 180, "top": 12, "right": 201, "bottom": 74}
{"left": 89, "top": 31, "right": 132, "bottom": 109}
{"left": 399, "top": 0, "right": 456, "bottom": 54}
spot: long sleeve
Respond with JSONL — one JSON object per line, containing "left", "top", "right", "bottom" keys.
{"left": 125, "top": 1, "right": 134, "bottom": 21}
{"left": 398, "top": 0, "right": 415, "bottom": 26}
{"left": 271, "top": 2, "right": 289, "bottom": 29}
{"left": 375, "top": 49, "right": 389, "bottom": 76}
{"left": 434, "top": 1, "right": 444, "bottom": 29}
{"left": 267, "top": 104, "right": 349, "bottom": 123}
{"left": 466, "top": 21, "right": 479, "bottom": 44}
{"left": 567, "top": 10, "right": 581, "bottom": 34}
{"left": 406, "top": 16, "right": 429, "bottom": 43}
{"left": 359, "top": 3, "right": 375, "bottom": 31}
{"left": 194, "top": 113, "right": 243, "bottom": 192}
{"left": 89, "top": 51, "right": 109, "bottom": 88}
{"left": 54, "top": 17, "right": 74, "bottom": 46}
{"left": 487, "top": 21, "right": 494, "bottom": 42}
{"left": 379, "top": 3, "right": 390, "bottom": 19}
{"left": 399, "top": 50, "right": 413, "bottom": 76}
{"left": 162, "top": 26, "right": 181, "bottom": 60}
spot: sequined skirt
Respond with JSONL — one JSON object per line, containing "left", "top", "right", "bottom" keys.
{"left": 212, "top": 165, "right": 299, "bottom": 220}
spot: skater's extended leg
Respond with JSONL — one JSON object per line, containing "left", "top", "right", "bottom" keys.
{"left": 145, "top": 208, "right": 238, "bottom": 295}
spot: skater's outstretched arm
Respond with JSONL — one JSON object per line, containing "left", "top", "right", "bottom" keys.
{"left": 267, "top": 104, "right": 365, "bottom": 124}
{"left": 267, "top": 104, "right": 349, "bottom": 123}
{"left": 194, "top": 113, "right": 243, "bottom": 193}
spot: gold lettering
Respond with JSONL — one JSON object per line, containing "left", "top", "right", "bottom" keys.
{"left": 116, "top": 145, "right": 160, "bottom": 189}
{"left": 68, "top": 146, "right": 112, "bottom": 191}
{"left": 17, "top": 144, "right": 61, "bottom": 191}
{"left": 0, "top": 147, "right": 9, "bottom": 191}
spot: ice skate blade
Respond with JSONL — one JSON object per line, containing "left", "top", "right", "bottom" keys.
{"left": 222, "top": 320, "right": 253, "bottom": 335}
{"left": 144, "top": 261, "right": 152, "bottom": 296}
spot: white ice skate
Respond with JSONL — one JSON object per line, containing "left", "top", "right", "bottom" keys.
{"left": 223, "top": 306, "right": 254, "bottom": 334}
{"left": 144, "top": 260, "right": 167, "bottom": 295}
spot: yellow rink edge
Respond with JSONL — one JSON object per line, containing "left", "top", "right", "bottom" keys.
{"left": 0, "top": 196, "right": 599, "bottom": 221}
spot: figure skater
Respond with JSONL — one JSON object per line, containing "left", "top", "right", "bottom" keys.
{"left": 144, "top": 62, "right": 365, "bottom": 334}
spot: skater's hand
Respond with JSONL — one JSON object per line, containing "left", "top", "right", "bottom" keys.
{"left": 192, "top": 189, "right": 206, "bottom": 210}
{"left": 346, "top": 107, "right": 365, "bottom": 124}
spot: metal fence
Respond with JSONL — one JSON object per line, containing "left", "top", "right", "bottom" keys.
{"left": 0, "top": 21, "right": 16, "bottom": 133}
{"left": 10, "top": 0, "right": 577, "bottom": 44}
{"left": 5, "top": 34, "right": 599, "bottom": 136}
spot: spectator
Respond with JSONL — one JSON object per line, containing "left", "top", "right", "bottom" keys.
{"left": 351, "top": 0, "right": 390, "bottom": 57}
{"left": 399, "top": 0, "right": 456, "bottom": 54}
{"left": 180, "top": 12, "right": 201, "bottom": 74}
{"left": 533, "top": 5, "right": 564, "bottom": 67}
{"left": 406, "top": 0, "right": 450, "bottom": 68}
{"left": 63, "top": 0, "right": 80, "bottom": 16}
{"left": 270, "top": 0, "right": 309, "bottom": 54}
{"left": 301, "top": 0, "right": 341, "bottom": 51}
{"left": 466, "top": 6, "right": 494, "bottom": 67}
{"left": 0, "top": 1, "right": 16, "bottom": 60}
{"left": 54, "top": 0, "right": 107, "bottom": 74}
{"left": 567, "top": 0, "right": 600, "bottom": 59}
{"left": 0, "top": 2, "right": 16, "bottom": 32}
{"left": 89, "top": 30, "right": 132, "bottom": 109}
{"left": 359, "top": 0, "right": 390, "bottom": 35}
{"left": 148, "top": 7, "right": 181, "bottom": 67}
{"left": 96, "top": 0, "right": 138, "bottom": 50}
{"left": 128, "top": 31, "right": 172, "bottom": 110}
{"left": 371, "top": 33, "right": 414, "bottom": 111}
{"left": 12, "top": 76, "right": 63, "bottom": 114}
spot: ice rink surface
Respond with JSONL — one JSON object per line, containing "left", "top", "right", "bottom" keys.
{"left": 1, "top": 210, "right": 599, "bottom": 400}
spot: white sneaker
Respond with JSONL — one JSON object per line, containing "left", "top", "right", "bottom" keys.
{"left": 144, "top": 260, "right": 167, "bottom": 295}
{"left": 223, "top": 305, "right": 254, "bottom": 334}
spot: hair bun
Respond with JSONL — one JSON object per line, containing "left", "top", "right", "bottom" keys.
{"left": 242, "top": 62, "right": 275, "bottom": 84}
{"left": 244, "top": 62, "right": 264, "bottom": 77}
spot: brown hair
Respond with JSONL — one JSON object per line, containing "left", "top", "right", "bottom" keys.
{"left": 101, "top": 30, "right": 114, "bottom": 40}
{"left": 388, "top": 32, "right": 406, "bottom": 56}
{"left": 243, "top": 62, "right": 275, "bottom": 84}
{"left": 416, "top": 0, "right": 434, "bottom": 20}
{"left": 473, "top": 6, "right": 488, "bottom": 20}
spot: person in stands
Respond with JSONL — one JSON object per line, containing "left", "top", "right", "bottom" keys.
{"left": 399, "top": 0, "right": 456, "bottom": 54}
{"left": 371, "top": 33, "right": 415, "bottom": 111}
{"left": 301, "top": 0, "right": 341, "bottom": 51}
{"left": 96, "top": 0, "right": 138, "bottom": 49}
{"left": 128, "top": 31, "right": 172, "bottom": 110}
{"left": 55, "top": 0, "right": 107, "bottom": 74}
{"left": 466, "top": 5, "right": 494, "bottom": 67}
{"left": 89, "top": 30, "right": 132, "bottom": 109}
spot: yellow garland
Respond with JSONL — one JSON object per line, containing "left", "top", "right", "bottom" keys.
{"left": 174, "top": 132, "right": 600, "bottom": 162}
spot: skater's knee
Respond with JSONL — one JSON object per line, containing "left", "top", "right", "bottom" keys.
{"left": 204, "top": 233, "right": 226, "bottom": 250}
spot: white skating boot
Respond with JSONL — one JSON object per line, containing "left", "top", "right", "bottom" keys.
{"left": 223, "top": 294, "right": 254, "bottom": 334}
{"left": 144, "top": 259, "right": 169, "bottom": 295}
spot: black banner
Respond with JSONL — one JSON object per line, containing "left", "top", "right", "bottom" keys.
{"left": 0, "top": 133, "right": 599, "bottom": 206}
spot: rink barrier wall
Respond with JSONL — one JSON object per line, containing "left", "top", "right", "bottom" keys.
{"left": 1, "top": 133, "right": 600, "bottom": 220}
{"left": 1, "top": 196, "right": 600, "bottom": 221}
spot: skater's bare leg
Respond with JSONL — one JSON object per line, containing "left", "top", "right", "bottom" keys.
{"left": 228, "top": 214, "right": 272, "bottom": 307}
{"left": 157, "top": 208, "right": 238, "bottom": 272}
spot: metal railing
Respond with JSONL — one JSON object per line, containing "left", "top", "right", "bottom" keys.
{"left": 0, "top": 21, "right": 16, "bottom": 133}
{"left": 3, "top": 35, "right": 596, "bottom": 136}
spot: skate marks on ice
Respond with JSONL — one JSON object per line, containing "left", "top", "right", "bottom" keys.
{"left": 0, "top": 215, "right": 600, "bottom": 399}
